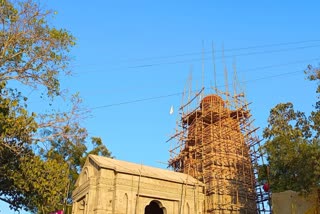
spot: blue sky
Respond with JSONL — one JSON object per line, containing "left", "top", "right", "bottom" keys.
{"left": 2, "top": 1, "right": 320, "bottom": 213}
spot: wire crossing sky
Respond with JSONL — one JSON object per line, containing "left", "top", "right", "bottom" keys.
{"left": 2, "top": 1, "right": 320, "bottom": 213}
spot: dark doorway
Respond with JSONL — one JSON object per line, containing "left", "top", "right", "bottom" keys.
{"left": 144, "top": 201, "right": 163, "bottom": 214}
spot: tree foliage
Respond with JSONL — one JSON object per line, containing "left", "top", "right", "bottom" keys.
{"left": 0, "top": 0, "right": 112, "bottom": 213}
{"left": 2, "top": 155, "right": 69, "bottom": 213}
{"left": 260, "top": 67, "right": 320, "bottom": 194}
{"left": 44, "top": 128, "right": 112, "bottom": 204}
{"left": 0, "top": 0, "right": 75, "bottom": 96}
{"left": 0, "top": 81, "right": 70, "bottom": 213}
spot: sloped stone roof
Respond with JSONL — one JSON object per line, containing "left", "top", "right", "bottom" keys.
{"left": 89, "top": 154, "right": 203, "bottom": 185}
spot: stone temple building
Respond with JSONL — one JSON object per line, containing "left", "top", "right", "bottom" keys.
{"left": 72, "top": 155, "right": 205, "bottom": 214}
{"left": 168, "top": 95, "right": 258, "bottom": 213}
{"left": 72, "top": 94, "right": 270, "bottom": 214}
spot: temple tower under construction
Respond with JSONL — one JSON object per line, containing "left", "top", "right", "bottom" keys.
{"left": 168, "top": 88, "right": 270, "bottom": 213}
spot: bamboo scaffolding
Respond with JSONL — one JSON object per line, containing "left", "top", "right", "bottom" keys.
{"left": 168, "top": 89, "right": 271, "bottom": 214}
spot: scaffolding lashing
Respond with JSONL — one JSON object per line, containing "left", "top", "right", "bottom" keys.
{"left": 168, "top": 89, "right": 271, "bottom": 214}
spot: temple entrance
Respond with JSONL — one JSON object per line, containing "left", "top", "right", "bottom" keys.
{"left": 144, "top": 201, "right": 164, "bottom": 214}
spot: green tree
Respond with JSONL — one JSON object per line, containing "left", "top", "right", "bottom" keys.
{"left": 260, "top": 67, "right": 320, "bottom": 194}
{"left": 0, "top": 0, "right": 74, "bottom": 96}
{"left": 0, "top": 82, "right": 70, "bottom": 213}
{"left": 43, "top": 123, "right": 112, "bottom": 204}
{"left": 0, "top": 0, "right": 112, "bottom": 213}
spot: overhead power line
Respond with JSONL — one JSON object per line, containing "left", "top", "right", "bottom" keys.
{"left": 89, "top": 69, "right": 303, "bottom": 110}
{"left": 127, "top": 44, "right": 320, "bottom": 69}
{"left": 239, "top": 57, "right": 320, "bottom": 73}
{"left": 75, "top": 43, "right": 320, "bottom": 74}
{"left": 73, "top": 39, "right": 320, "bottom": 65}
{"left": 70, "top": 57, "right": 318, "bottom": 97}
{"left": 120, "top": 39, "right": 320, "bottom": 63}
{"left": 91, "top": 92, "right": 183, "bottom": 110}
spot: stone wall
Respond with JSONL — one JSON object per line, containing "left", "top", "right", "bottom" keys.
{"left": 272, "top": 190, "right": 319, "bottom": 214}
{"left": 72, "top": 155, "right": 205, "bottom": 214}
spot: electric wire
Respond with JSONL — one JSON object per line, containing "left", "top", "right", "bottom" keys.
{"left": 27, "top": 56, "right": 317, "bottom": 108}
{"left": 239, "top": 57, "right": 320, "bottom": 73}
{"left": 128, "top": 44, "right": 320, "bottom": 69}
{"left": 72, "top": 39, "right": 320, "bottom": 66}
{"left": 76, "top": 57, "right": 318, "bottom": 96}
{"left": 74, "top": 43, "right": 320, "bottom": 73}
{"left": 89, "top": 69, "right": 303, "bottom": 110}
{"left": 124, "top": 39, "right": 320, "bottom": 62}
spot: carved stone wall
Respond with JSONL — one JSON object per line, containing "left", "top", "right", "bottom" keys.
{"left": 72, "top": 155, "right": 205, "bottom": 214}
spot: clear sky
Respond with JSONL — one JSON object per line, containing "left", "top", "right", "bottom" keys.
{"left": 2, "top": 1, "right": 320, "bottom": 213}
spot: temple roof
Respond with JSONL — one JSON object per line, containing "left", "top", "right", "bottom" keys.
{"left": 89, "top": 154, "right": 203, "bottom": 185}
